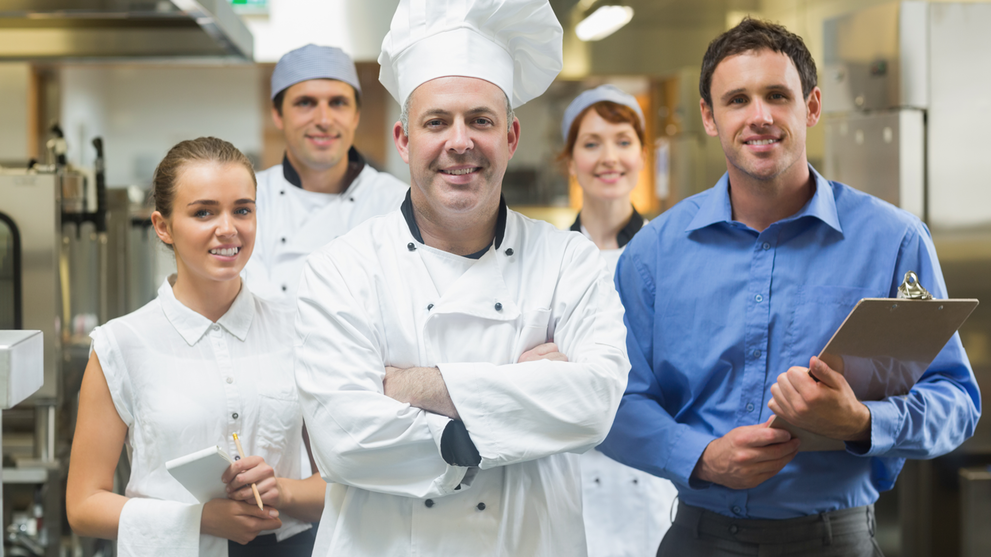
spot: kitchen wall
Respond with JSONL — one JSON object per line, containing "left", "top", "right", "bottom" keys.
{"left": 59, "top": 64, "right": 264, "bottom": 188}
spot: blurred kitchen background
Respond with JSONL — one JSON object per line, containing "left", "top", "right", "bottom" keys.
{"left": 2, "top": 0, "right": 991, "bottom": 555}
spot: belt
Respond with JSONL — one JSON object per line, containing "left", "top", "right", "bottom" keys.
{"left": 673, "top": 501, "right": 876, "bottom": 546}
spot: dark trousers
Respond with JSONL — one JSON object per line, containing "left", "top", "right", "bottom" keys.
{"left": 658, "top": 501, "right": 883, "bottom": 557}
{"left": 228, "top": 527, "right": 315, "bottom": 557}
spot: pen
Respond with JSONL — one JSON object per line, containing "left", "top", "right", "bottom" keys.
{"left": 232, "top": 432, "right": 264, "bottom": 510}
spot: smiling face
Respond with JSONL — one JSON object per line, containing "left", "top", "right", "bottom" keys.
{"left": 700, "top": 48, "right": 821, "bottom": 186}
{"left": 153, "top": 161, "right": 256, "bottom": 285}
{"left": 394, "top": 76, "right": 519, "bottom": 225}
{"left": 569, "top": 108, "right": 644, "bottom": 203}
{"left": 273, "top": 78, "right": 360, "bottom": 173}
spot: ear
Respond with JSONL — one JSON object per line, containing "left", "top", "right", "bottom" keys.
{"left": 271, "top": 106, "right": 285, "bottom": 132}
{"left": 567, "top": 156, "right": 578, "bottom": 178}
{"left": 393, "top": 120, "right": 410, "bottom": 164}
{"left": 700, "top": 98, "right": 719, "bottom": 138}
{"left": 505, "top": 117, "right": 521, "bottom": 159}
{"left": 151, "top": 210, "right": 173, "bottom": 246}
{"left": 805, "top": 86, "right": 822, "bottom": 127}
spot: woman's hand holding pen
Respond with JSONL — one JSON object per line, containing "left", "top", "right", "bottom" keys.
{"left": 201, "top": 498, "right": 281, "bottom": 545}
{"left": 224, "top": 456, "right": 284, "bottom": 509}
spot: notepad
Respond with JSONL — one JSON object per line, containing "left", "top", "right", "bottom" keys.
{"left": 771, "top": 296, "right": 979, "bottom": 451}
{"left": 165, "top": 445, "right": 234, "bottom": 503}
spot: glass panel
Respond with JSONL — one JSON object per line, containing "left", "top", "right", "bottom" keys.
{"left": 0, "top": 213, "right": 17, "bottom": 329}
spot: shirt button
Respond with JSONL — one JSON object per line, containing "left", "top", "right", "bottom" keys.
{"left": 211, "top": 324, "right": 220, "bottom": 331}
{"left": 232, "top": 412, "right": 239, "bottom": 420}
{"left": 476, "top": 502, "right": 486, "bottom": 511}
{"left": 753, "top": 349, "right": 761, "bottom": 359}
{"left": 279, "top": 190, "right": 285, "bottom": 195}
{"left": 282, "top": 285, "right": 287, "bottom": 291}
{"left": 427, "top": 303, "right": 434, "bottom": 311}
{"left": 226, "top": 377, "right": 234, "bottom": 384}
{"left": 755, "top": 294, "right": 763, "bottom": 303}
{"left": 729, "top": 524, "right": 739, "bottom": 534}
{"left": 504, "top": 248, "right": 514, "bottom": 256}
{"left": 407, "top": 242, "right": 416, "bottom": 251}
{"left": 732, "top": 506, "right": 742, "bottom": 515}
{"left": 281, "top": 237, "right": 286, "bottom": 243}
{"left": 424, "top": 499, "right": 434, "bottom": 508}
{"left": 762, "top": 242, "right": 770, "bottom": 250}
{"left": 746, "top": 403, "right": 755, "bottom": 412}
{"left": 494, "top": 302, "right": 503, "bottom": 311}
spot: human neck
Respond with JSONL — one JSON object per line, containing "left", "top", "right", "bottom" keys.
{"left": 413, "top": 198, "right": 499, "bottom": 257}
{"left": 580, "top": 196, "right": 633, "bottom": 250}
{"left": 728, "top": 160, "right": 814, "bottom": 232}
{"left": 170, "top": 270, "right": 242, "bottom": 323}
{"left": 286, "top": 150, "right": 350, "bottom": 194}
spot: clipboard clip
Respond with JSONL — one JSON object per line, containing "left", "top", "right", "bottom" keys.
{"left": 896, "top": 271, "right": 933, "bottom": 300}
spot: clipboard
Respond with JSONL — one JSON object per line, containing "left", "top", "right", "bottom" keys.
{"left": 165, "top": 445, "right": 234, "bottom": 503}
{"left": 770, "top": 272, "right": 979, "bottom": 451}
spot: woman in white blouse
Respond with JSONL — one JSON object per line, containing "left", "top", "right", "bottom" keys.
{"left": 66, "top": 137, "right": 323, "bottom": 556}
{"left": 560, "top": 86, "right": 679, "bottom": 557}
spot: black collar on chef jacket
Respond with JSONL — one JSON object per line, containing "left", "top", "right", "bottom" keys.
{"left": 570, "top": 206, "right": 645, "bottom": 248}
{"left": 400, "top": 189, "right": 508, "bottom": 259}
{"left": 281, "top": 146, "right": 366, "bottom": 194}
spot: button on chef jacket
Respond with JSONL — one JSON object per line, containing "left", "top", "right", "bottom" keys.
{"left": 243, "top": 147, "right": 408, "bottom": 306}
{"left": 294, "top": 193, "right": 631, "bottom": 557}
{"left": 89, "top": 277, "right": 309, "bottom": 557}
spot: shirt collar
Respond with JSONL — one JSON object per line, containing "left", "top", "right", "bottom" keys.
{"left": 570, "top": 206, "right": 645, "bottom": 248}
{"left": 158, "top": 276, "right": 255, "bottom": 345}
{"left": 282, "top": 147, "right": 366, "bottom": 193}
{"left": 685, "top": 164, "right": 842, "bottom": 234}
{"left": 400, "top": 188, "right": 508, "bottom": 253}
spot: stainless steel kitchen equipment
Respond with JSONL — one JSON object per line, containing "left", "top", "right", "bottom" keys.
{"left": 822, "top": 3, "right": 991, "bottom": 556}
{"left": 0, "top": 126, "right": 146, "bottom": 555}
{"left": 0, "top": 0, "right": 253, "bottom": 61}
{"left": 0, "top": 330, "right": 46, "bottom": 557}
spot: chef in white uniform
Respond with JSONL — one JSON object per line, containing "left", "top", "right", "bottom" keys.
{"left": 243, "top": 44, "right": 407, "bottom": 305}
{"left": 293, "top": 1, "right": 631, "bottom": 555}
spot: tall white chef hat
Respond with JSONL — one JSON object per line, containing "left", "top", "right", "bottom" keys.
{"left": 378, "top": 0, "right": 563, "bottom": 109}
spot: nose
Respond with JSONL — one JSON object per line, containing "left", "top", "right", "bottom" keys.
{"left": 216, "top": 212, "right": 236, "bottom": 237}
{"left": 748, "top": 99, "right": 773, "bottom": 128}
{"left": 600, "top": 142, "right": 618, "bottom": 165}
{"left": 446, "top": 119, "right": 473, "bottom": 154}
{"left": 315, "top": 102, "right": 333, "bottom": 128}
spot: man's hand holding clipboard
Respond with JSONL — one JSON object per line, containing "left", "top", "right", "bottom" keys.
{"left": 769, "top": 356, "right": 872, "bottom": 444}
{"left": 767, "top": 272, "right": 979, "bottom": 451}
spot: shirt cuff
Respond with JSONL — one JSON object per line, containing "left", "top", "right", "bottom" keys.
{"left": 668, "top": 426, "right": 717, "bottom": 489}
{"left": 847, "top": 401, "right": 890, "bottom": 456}
{"left": 440, "top": 420, "right": 482, "bottom": 466}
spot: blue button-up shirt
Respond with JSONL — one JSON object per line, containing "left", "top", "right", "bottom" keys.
{"left": 599, "top": 166, "right": 981, "bottom": 519}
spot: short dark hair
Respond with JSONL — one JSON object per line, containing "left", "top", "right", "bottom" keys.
{"left": 272, "top": 81, "right": 362, "bottom": 115}
{"left": 699, "top": 17, "right": 817, "bottom": 107}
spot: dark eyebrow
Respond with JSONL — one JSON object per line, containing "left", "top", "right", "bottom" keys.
{"left": 423, "top": 107, "right": 497, "bottom": 118}
{"left": 720, "top": 84, "right": 793, "bottom": 103}
{"left": 187, "top": 199, "right": 255, "bottom": 206}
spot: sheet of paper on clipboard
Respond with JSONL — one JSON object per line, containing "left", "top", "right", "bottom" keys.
{"left": 770, "top": 272, "right": 979, "bottom": 451}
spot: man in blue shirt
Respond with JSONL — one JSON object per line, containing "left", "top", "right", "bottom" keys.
{"left": 598, "top": 17, "right": 980, "bottom": 557}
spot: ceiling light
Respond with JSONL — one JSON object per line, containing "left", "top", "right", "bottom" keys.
{"left": 576, "top": 5, "right": 634, "bottom": 42}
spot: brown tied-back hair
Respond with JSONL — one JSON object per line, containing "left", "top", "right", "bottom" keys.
{"left": 152, "top": 136, "right": 256, "bottom": 219}
{"left": 699, "top": 16, "right": 818, "bottom": 107}
{"left": 558, "top": 101, "right": 647, "bottom": 165}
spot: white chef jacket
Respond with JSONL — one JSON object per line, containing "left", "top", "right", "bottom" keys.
{"left": 295, "top": 202, "right": 631, "bottom": 557}
{"left": 90, "top": 277, "right": 309, "bottom": 557}
{"left": 243, "top": 150, "right": 408, "bottom": 306}
{"left": 573, "top": 212, "right": 678, "bottom": 557}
